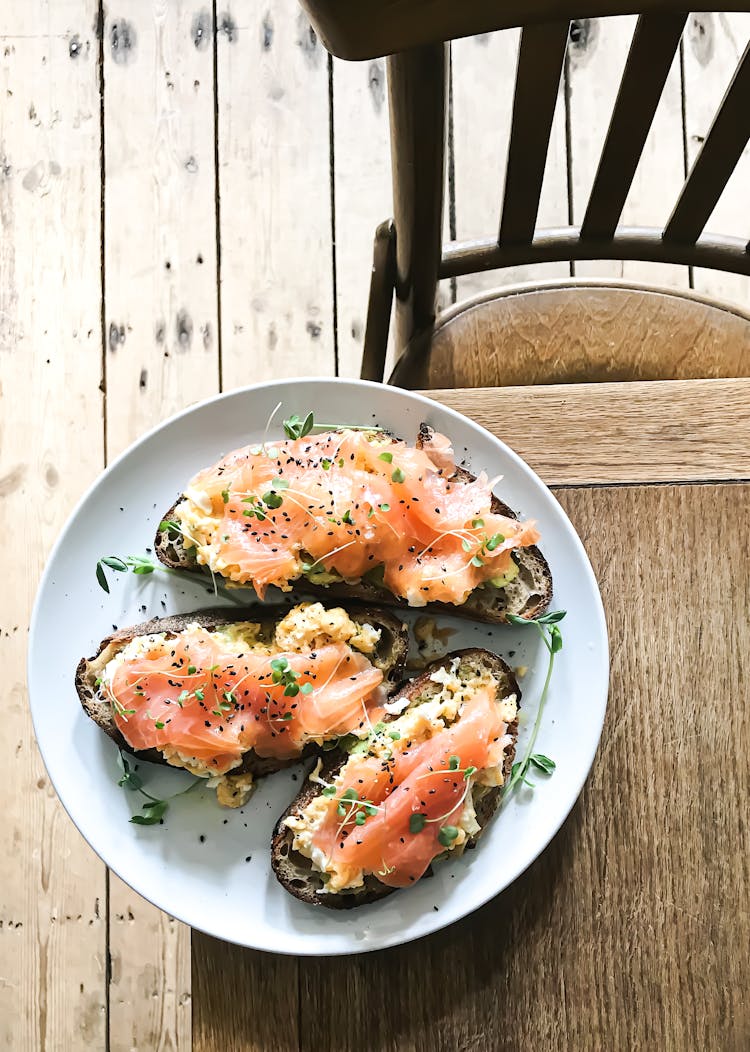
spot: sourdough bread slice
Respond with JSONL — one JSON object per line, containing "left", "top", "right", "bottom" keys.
{"left": 154, "top": 425, "right": 552, "bottom": 623}
{"left": 271, "top": 648, "right": 520, "bottom": 908}
{"left": 75, "top": 605, "right": 409, "bottom": 778}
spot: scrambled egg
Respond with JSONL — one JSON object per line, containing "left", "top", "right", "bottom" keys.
{"left": 273, "top": 602, "right": 380, "bottom": 654}
{"left": 284, "top": 664, "right": 517, "bottom": 893}
{"left": 100, "top": 604, "right": 381, "bottom": 805}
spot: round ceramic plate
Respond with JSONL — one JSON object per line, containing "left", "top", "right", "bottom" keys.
{"left": 29, "top": 378, "right": 608, "bottom": 955}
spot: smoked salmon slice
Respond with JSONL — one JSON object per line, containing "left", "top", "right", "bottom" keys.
{"left": 169, "top": 427, "right": 540, "bottom": 606}
{"left": 100, "top": 620, "right": 387, "bottom": 775}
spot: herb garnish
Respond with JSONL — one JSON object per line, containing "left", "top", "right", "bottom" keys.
{"left": 503, "top": 610, "right": 565, "bottom": 796}
{"left": 96, "top": 555, "right": 156, "bottom": 593}
{"left": 283, "top": 412, "right": 315, "bottom": 440}
{"left": 116, "top": 750, "right": 198, "bottom": 825}
{"left": 269, "top": 656, "right": 312, "bottom": 698}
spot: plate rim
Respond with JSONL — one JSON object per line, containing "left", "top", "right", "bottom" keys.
{"left": 28, "top": 376, "right": 609, "bottom": 955}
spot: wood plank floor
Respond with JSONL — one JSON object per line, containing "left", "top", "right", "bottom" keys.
{"left": 3, "top": 5, "right": 749, "bottom": 1049}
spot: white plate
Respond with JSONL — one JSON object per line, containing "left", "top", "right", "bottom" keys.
{"left": 28, "top": 378, "right": 608, "bottom": 955}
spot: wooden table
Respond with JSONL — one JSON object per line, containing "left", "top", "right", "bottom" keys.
{"left": 189, "top": 380, "right": 749, "bottom": 1051}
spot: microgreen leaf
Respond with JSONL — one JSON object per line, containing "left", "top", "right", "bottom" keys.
{"left": 378, "top": 452, "right": 393, "bottom": 463}
{"left": 485, "top": 533, "right": 504, "bottom": 551}
{"left": 438, "top": 825, "right": 459, "bottom": 847}
{"left": 96, "top": 561, "right": 110, "bottom": 593}
{"left": 102, "top": 556, "right": 128, "bottom": 572}
{"left": 379, "top": 503, "right": 390, "bottom": 513}
{"left": 530, "top": 753, "right": 556, "bottom": 775}
{"left": 471, "top": 518, "right": 484, "bottom": 528}
{"left": 470, "top": 555, "right": 484, "bottom": 568}
{"left": 449, "top": 755, "right": 460, "bottom": 771}
{"left": 263, "top": 491, "right": 283, "bottom": 509}
{"left": 221, "top": 488, "right": 230, "bottom": 503}
{"left": 409, "top": 813, "right": 426, "bottom": 833}
{"left": 391, "top": 467, "right": 405, "bottom": 484}
{"left": 130, "top": 799, "right": 168, "bottom": 825}
{"left": 461, "top": 539, "right": 472, "bottom": 552}
{"left": 158, "top": 519, "right": 181, "bottom": 533}
{"left": 300, "top": 682, "right": 314, "bottom": 695}
{"left": 342, "top": 509, "right": 354, "bottom": 525}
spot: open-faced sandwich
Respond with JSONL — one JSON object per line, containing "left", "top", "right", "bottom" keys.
{"left": 75, "top": 602, "right": 408, "bottom": 807}
{"left": 272, "top": 648, "right": 519, "bottom": 907}
{"left": 155, "top": 422, "right": 551, "bottom": 623}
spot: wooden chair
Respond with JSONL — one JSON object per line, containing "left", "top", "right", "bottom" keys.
{"left": 300, "top": 1, "right": 750, "bottom": 387}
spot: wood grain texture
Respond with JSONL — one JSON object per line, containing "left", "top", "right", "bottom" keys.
{"left": 292, "top": 482, "right": 750, "bottom": 1051}
{"left": 427, "top": 378, "right": 750, "bottom": 484}
{"left": 395, "top": 282, "right": 750, "bottom": 389}
{"left": 299, "top": 0, "right": 750, "bottom": 60}
{"left": 192, "top": 937, "right": 298, "bottom": 1052}
{"left": 0, "top": 3, "right": 107, "bottom": 1048}
{"left": 566, "top": 15, "right": 689, "bottom": 288}
{"left": 683, "top": 13, "right": 750, "bottom": 306}
{"left": 102, "top": 2, "right": 220, "bottom": 1046}
{"left": 216, "top": 3, "right": 335, "bottom": 389}
{"left": 332, "top": 55, "right": 393, "bottom": 377}
{"left": 451, "top": 29, "right": 570, "bottom": 301}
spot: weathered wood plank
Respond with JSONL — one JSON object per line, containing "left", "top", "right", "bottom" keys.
{"left": 428, "top": 378, "right": 750, "bottom": 484}
{"left": 297, "top": 482, "right": 750, "bottom": 1051}
{"left": 333, "top": 52, "right": 453, "bottom": 380}
{"left": 332, "top": 55, "right": 392, "bottom": 377}
{"left": 566, "top": 15, "right": 689, "bottom": 288}
{"left": 682, "top": 12, "right": 750, "bottom": 307}
{"left": 102, "top": 1, "right": 220, "bottom": 1047}
{"left": 216, "top": 3, "right": 336, "bottom": 390}
{"left": 0, "top": 3, "right": 107, "bottom": 1048}
{"left": 451, "top": 29, "right": 570, "bottom": 299}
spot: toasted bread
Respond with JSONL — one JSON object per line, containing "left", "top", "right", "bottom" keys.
{"left": 271, "top": 648, "right": 520, "bottom": 908}
{"left": 75, "top": 605, "right": 409, "bottom": 778}
{"left": 154, "top": 424, "right": 552, "bottom": 623}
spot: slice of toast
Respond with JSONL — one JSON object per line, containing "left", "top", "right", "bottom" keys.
{"left": 271, "top": 648, "right": 520, "bottom": 909}
{"left": 75, "top": 605, "right": 409, "bottom": 778}
{"left": 154, "top": 424, "right": 552, "bottom": 623}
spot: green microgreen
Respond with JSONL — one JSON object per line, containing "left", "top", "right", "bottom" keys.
{"left": 95, "top": 554, "right": 159, "bottom": 592}
{"left": 409, "top": 813, "right": 426, "bottom": 833}
{"left": 379, "top": 503, "right": 390, "bottom": 513}
{"left": 503, "top": 610, "right": 566, "bottom": 797}
{"left": 269, "top": 656, "right": 309, "bottom": 697}
{"left": 342, "top": 509, "right": 354, "bottom": 525}
{"left": 391, "top": 467, "right": 406, "bottom": 484}
{"left": 221, "top": 487, "right": 230, "bottom": 504}
{"left": 283, "top": 412, "right": 315, "bottom": 440}
{"left": 471, "top": 518, "right": 484, "bottom": 528}
{"left": 437, "top": 825, "right": 459, "bottom": 847}
{"left": 116, "top": 750, "right": 200, "bottom": 826}
{"left": 378, "top": 452, "right": 393, "bottom": 463}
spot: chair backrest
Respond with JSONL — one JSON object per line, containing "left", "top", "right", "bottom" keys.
{"left": 302, "top": 3, "right": 750, "bottom": 378}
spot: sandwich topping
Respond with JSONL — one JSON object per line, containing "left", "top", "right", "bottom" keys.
{"left": 284, "top": 659, "right": 517, "bottom": 892}
{"left": 171, "top": 427, "right": 540, "bottom": 605}
{"left": 97, "top": 603, "right": 387, "bottom": 804}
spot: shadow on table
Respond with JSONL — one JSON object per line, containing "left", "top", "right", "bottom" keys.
{"left": 192, "top": 798, "right": 585, "bottom": 1052}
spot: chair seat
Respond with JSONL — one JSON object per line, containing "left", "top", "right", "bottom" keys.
{"left": 389, "top": 281, "right": 750, "bottom": 389}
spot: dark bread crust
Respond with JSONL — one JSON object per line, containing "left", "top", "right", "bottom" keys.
{"left": 75, "top": 605, "right": 409, "bottom": 777}
{"left": 271, "top": 647, "right": 520, "bottom": 909}
{"left": 153, "top": 425, "right": 552, "bottom": 623}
